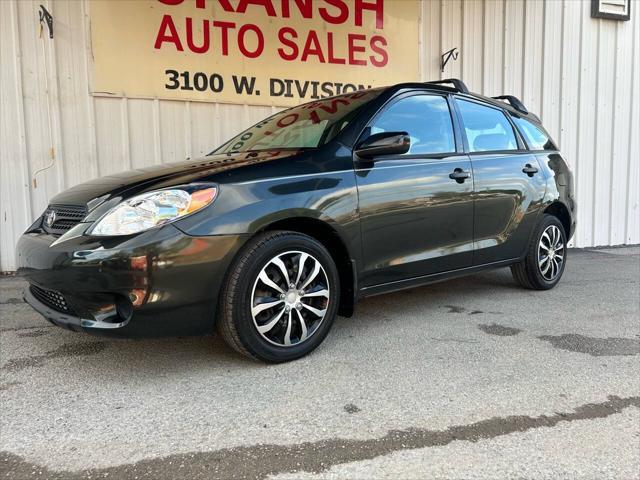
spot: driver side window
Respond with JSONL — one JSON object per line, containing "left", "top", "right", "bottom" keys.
{"left": 368, "top": 95, "right": 456, "bottom": 155}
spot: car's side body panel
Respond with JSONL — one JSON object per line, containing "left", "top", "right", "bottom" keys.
{"left": 354, "top": 155, "right": 474, "bottom": 286}
{"left": 470, "top": 152, "right": 548, "bottom": 265}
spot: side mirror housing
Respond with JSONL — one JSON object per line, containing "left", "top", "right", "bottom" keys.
{"left": 354, "top": 131, "right": 411, "bottom": 159}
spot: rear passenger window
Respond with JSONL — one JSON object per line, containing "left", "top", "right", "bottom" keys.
{"left": 512, "top": 116, "right": 556, "bottom": 150}
{"left": 368, "top": 95, "right": 455, "bottom": 155}
{"left": 456, "top": 99, "right": 518, "bottom": 152}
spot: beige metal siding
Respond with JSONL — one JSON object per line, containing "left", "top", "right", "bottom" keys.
{"left": 1, "top": 0, "right": 638, "bottom": 271}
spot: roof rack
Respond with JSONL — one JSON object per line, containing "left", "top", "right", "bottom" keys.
{"left": 492, "top": 95, "right": 528, "bottom": 114}
{"left": 424, "top": 78, "right": 469, "bottom": 94}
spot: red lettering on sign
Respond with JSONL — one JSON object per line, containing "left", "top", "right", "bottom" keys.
{"left": 158, "top": 0, "right": 207, "bottom": 7}
{"left": 186, "top": 18, "right": 209, "bottom": 53}
{"left": 319, "top": 0, "right": 349, "bottom": 25}
{"left": 238, "top": 24, "right": 264, "bottom": 58}
{"left": 236, "top": 0, "right": 277, "bottom": 16}
{"left": 213, "top": 21, "right": 236, "bottom": 56}
{"left": 281, "top": 0, "right": 313, "bottom": 19}
{"left": 370, "top": 35, "right": 388, "bottom": 67}
{"left": 153, "top": 0, "right": 392, "bottom": 68}
{"left": 277, "top": 27, "right": 299, "bottom": 61}
{"left": 216, "top": 0, "right": 235, "bottom": 11}
{"left": 301, "top": 30, "right": 325, "bottom": 63}
{"left": 348, "top": 34, "right": 367, "bottom": 66}
{"left": 355, "top": 0, "right": 384, "bottom": 29}
{"left": 327, "top": 32, "right": 346, "bottom": 65}
{"left": 154, "top": 14, "right": 183, "bottom": 51}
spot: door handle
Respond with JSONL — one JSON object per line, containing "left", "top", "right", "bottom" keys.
{"left": 449, "top": 168, "right": 471, "bottom": 183}
{"left": 522, "top": 163, "right": 539, "bottom": 177}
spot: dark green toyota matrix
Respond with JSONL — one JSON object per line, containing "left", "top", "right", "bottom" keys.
{"left": 17, "top": 79, "right": 575, "bottom": 362}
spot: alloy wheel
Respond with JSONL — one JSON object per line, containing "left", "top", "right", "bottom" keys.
{"left": 537, "top": 225, "right": 564, "bottom": 281}
{"left": 250, "top": 250, "right": 330, "bottom": 347}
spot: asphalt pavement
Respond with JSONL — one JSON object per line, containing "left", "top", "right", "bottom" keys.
{"left": 1, "top": 247, "right": 639, "bottom": 479}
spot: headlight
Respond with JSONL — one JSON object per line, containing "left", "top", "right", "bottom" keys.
{"left": 91, "top": 185, "right": 217, "bottom": 236}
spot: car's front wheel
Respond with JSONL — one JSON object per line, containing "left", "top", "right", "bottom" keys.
{"left": 511, "top": 214, "right": 567, "bottom": 290}
{"left": 218, "top": 231, "right": 339, "bottom": 362}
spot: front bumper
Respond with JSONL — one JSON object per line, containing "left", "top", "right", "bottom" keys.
{"left": 23, "top": 286, "right": 130, "bottom": 332}
{"left": 16, "top": 224, "right": 248, "bottom": 336}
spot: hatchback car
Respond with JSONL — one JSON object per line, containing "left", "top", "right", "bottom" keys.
{"left": 17, "top": 78, "right": 575, "bottom": 362}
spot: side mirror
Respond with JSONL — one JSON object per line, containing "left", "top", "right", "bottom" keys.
{"left": 354, "top": 131, "right": 411, "bottom": 159}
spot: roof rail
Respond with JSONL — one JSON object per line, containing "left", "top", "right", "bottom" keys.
{"left": 492, "top": 95, "right": 528, "bottom": 114}
{"left": 424, "top": 78, "right": 469, "bottom": 94}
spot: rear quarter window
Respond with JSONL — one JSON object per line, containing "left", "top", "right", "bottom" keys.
{"left": 512, "top": 116, "right": 556, "bottom": 151}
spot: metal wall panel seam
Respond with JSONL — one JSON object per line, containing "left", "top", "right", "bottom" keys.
{"left": 152, "top": 98, "right": 162, "bottom": 165}
{"left": 185, "top": 101, "right": 192, "bottom": 160}
{"left": 81, "top": 0, "right": 99, "bottom": 181}
{"left": 624, "top": 18, "right": 640, "bottom": 243}
{"left": 121, "top": 97, "right": 132, "bottom": 171}
{"left": 608, "top": 23, "right": 619, "bottom": 245}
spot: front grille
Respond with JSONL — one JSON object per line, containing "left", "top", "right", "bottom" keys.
{"left": 43, "top": 204, "right": 87, "bottom": 234}
{"left": 30, "top": 285, "right": 77, "bottom": 316}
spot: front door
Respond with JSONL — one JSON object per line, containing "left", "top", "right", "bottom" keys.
{"left": 454, "top": 98, "right": 547, "bottom": 265}
{"left": 355, "top": 93, "right": 474, "bottom": 287}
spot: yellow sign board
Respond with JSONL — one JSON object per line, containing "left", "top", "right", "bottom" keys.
{"left": 89, "top": 0, "right": 420, "bottom": 106}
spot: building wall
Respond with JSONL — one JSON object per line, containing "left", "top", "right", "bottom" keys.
{"left": 1, "top": 0, "right": 638, "bottom": 271}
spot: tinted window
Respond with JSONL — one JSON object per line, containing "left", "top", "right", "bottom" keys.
{"left": 368, "top": 95, "right": 455, "bottom": 155}
{"left": 512, "top": 116, "right": 555, "bottom": 150}
{"left": 456, "top": 100, "right": 518, "bottom": 152}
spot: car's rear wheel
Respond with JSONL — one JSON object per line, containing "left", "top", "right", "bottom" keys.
{"left": 511, "top": 214, "right": 567, "bottom": 290}
{"left": 218, "top": 231, "right": 339, "bottom": 362}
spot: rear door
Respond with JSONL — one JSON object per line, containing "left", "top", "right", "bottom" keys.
{"left": 355, "top": 92, "right": 474, "bottom": 287}
{"left": 453, "top": 98, "right": 547, "bottom": 264}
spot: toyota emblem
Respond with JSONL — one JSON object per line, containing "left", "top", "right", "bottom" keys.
{"left": 44, "top": 209, "right": 57, "bottom": 227}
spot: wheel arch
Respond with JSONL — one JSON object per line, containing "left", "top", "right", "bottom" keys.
{"left": 543, "top": 201, "right": 572, "bottom": 240}
{"left": 255, "top": 217, "right": 356, "bottom": 317}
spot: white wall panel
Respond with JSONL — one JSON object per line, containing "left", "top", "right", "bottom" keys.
{"left": 559, "top": 0, "right": 582, "bottom": 175}
{"left": 521, "top": 0, "right": 544, "bottom": 115}
{"left": 1, "top": 0, "right": 638, "bottom": 270}
{"left": 625, "top": 18, "right": 640, "bottom": 245}
{"left": 483, "top": 0, "right": 505, "bottom": 96}
{"left": 0, "top": 0, "right": 33, "bottom": 271}
{"left": 461, "top": 0, "right": 484, "bottom": 90}
{"left": 503, "top": 0, "right": 525, "bottom": 99}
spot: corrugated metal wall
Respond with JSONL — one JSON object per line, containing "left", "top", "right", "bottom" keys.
{"left": 1, "top": 0, "right": 638, "bottom": 271}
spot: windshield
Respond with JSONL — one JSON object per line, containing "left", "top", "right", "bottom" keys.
{"left": 213, "top": 89, "right": 382, "bottom": 154}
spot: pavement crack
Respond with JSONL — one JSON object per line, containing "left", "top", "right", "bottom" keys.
{"left": 1, "top": 395, "right": 638, "bottom": 480}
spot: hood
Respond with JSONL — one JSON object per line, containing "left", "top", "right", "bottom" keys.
{"left": 49, "top": 149, "right": 305, "bottom": 207}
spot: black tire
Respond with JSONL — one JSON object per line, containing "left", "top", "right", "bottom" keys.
{"left": 217, "top": 230, "right": 340, "bottom": 362}
{"left": 511, "top": 214, "right": 567, "bottom": 290}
